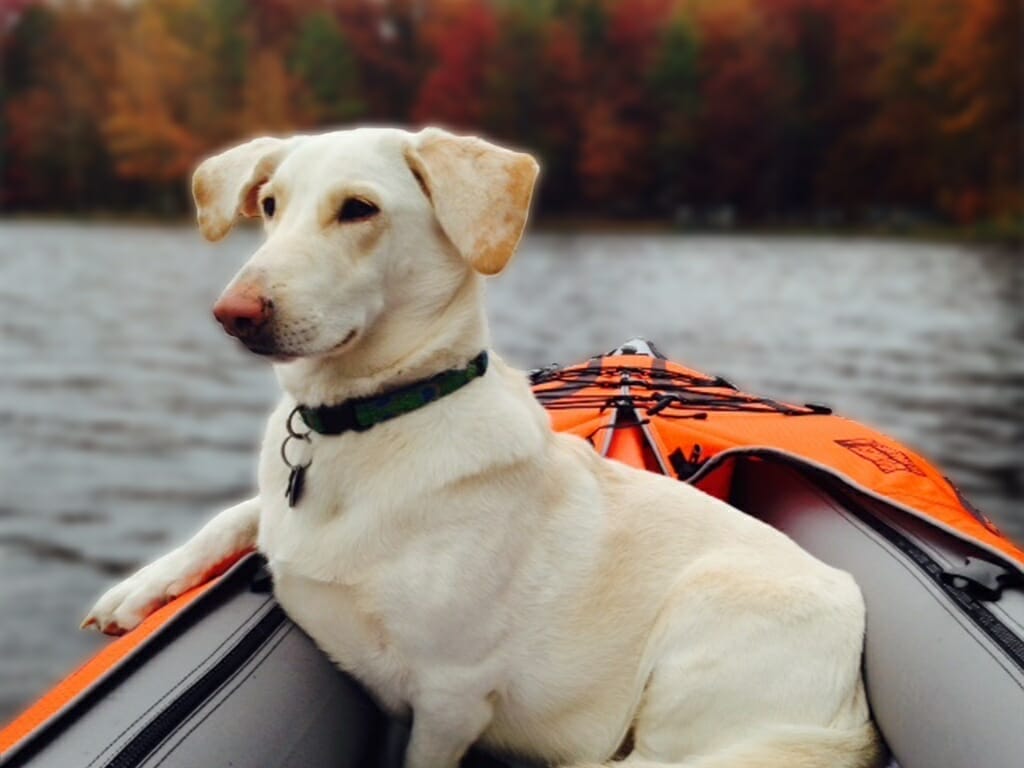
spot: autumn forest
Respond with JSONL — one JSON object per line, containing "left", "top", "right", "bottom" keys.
{"left": 1, "top": 0, "right": 1019, "bottom": 233}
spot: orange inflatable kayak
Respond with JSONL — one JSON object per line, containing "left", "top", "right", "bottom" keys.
{"left": 2, "top": 339, "right": 1022, "bottom": 768}
{"left": 534, "top": 340, "right": 1024, "bottom": 568}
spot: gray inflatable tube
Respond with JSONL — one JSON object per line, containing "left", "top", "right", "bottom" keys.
{"left": 3, "top": 460, "right": 1022, "bottom": 768}
{"left": 731, "top": 456, "right": 1024, "bottom": 768}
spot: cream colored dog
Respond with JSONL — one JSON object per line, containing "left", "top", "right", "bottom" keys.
{"left": 84, "top": 127, "right": 881, "bottom": 768}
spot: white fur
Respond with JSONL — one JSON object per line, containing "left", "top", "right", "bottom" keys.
{"left": 84, "top": 127, "right": 881, "bottom": 768}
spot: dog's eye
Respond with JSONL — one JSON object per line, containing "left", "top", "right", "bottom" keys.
{"left": 338, "top": 198, "right": 379, "bottom": 223}
{"left": 262, "top": 196, "right": 276, "bottom": 218}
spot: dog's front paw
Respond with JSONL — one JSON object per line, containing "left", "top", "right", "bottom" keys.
{"left": 81, "top": 550, "right": 196, "bottom": 635}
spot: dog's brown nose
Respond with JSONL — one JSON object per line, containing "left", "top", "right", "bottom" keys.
{"left": 212, "top": 288, "right": 272, "bottom": 339}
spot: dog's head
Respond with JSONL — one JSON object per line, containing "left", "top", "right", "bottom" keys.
{"left": 192, "top": 127, "right": 538, "bottom": 361}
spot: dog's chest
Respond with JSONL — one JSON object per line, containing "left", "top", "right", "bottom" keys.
{"left": 255, "top": 435, "right": 523, "bottom": 714}
{"left": 269, "top": 566, "right": 413, "bottom": 712}
{"left": 266, "top": 527, "right": 516, "bottom": 715}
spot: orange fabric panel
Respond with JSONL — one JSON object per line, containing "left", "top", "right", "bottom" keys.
{"left": 648, "top": 407, "right": 1024, "bottom": 565}
{"left": 606, "top": 426, "right": 647, "bottom": 470}
{"left": 693, "top": 462, "right": 735, "bottom": 502}
{"left": 546, "top": 411, "right": 613, "bottom": 444}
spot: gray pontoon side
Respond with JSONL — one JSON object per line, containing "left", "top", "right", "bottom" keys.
{"left": 733, "top": 457, "right": 1024, "bottom": 768}
{"left": 0, "top": 556, "right": 379, "bottom": 768}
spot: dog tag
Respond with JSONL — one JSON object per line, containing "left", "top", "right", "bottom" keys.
{"left": 286, "top": 465, "right": 307, "bottom": 507}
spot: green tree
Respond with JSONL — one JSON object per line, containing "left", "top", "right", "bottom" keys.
{"left": 649, "top": 12, "right": 700, "bottom": 213}
{"left": 2, "top": 3, "right": 57, "bottom": 207}
{"left": 480, "top": 3, "right": 546, "bottom": 146}
{"left": 291, "top": 13, "right": 364, "bottom": 125}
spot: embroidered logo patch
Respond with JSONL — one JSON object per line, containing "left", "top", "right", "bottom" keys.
{"left": 835, "top": 438, "right": 925, "bottom": 476}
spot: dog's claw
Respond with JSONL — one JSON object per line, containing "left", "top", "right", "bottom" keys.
{"left": 101, "top": 622, "right": 125, "bottom": 637}
{"left": 80, "top": 615, "right": 97, "bottom": 631}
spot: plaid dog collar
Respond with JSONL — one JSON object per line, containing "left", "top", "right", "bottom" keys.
{"left": 296, "top": 351, "right": 489, "bottom": 436}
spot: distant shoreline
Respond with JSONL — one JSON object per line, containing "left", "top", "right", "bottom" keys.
{"left": 2, "top": 213, "right": 1019, "bottom": 246}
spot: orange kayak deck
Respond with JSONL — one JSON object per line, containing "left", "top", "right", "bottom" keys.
{"left": 533, "top": 344, "right": 1023, "bottom": 569}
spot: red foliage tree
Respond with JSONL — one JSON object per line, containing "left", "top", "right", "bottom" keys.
{"left": 413, "top": 1, "right": 498, "bottom": 129}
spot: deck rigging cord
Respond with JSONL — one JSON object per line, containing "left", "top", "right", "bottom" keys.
{"left": 530, "top": 361, "right": 833, "bottom": 419}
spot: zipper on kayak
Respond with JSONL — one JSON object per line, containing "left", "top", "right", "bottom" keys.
{"left": 103, "top": 604, "right": 286, "bottom": 768}
{"left": 834, "top": 485, "right": 1024, "bottom": 674}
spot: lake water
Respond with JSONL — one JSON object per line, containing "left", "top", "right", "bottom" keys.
{"left": 1, "top": 221, "right": 1021, "bottom": 722}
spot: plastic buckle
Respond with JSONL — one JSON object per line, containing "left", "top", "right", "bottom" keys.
{"left": 941, "top": 557, "right": 1019, "bottom": 601}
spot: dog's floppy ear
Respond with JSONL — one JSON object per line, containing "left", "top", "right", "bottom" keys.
{"left": 405, "top": 128, "right": 539, "bottom": 276}
{"left": 191, "top": 137, "right": 300, "bottom": 242}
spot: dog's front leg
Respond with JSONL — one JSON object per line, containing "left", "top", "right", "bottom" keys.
{"left": 404, "top": 690, "right": 495, "bottom": 768}
{"left": 82, "top": 497, "right": 260, "bottom": 634}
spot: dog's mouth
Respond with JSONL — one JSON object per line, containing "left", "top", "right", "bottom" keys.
{"left": 240, "top": 340, "right": 293, "bottom": 362}
{"left": 239, "top": 328, "right": 359, "bottom": 361}
{"left": 327, "top": 328, "right": 359, "bottom": 354}
{"left": 230, "top": 326, "right": 296, "bottom": 361}
{"left": 249, "top": 346, "right": 294, "bottom": 362}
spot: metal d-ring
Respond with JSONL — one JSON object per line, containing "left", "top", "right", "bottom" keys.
{"left": 281, "top": 407, "right": 312, "bottom": 470}
{"left": 287, "top": 406, "right": 311, "bottom": 439}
